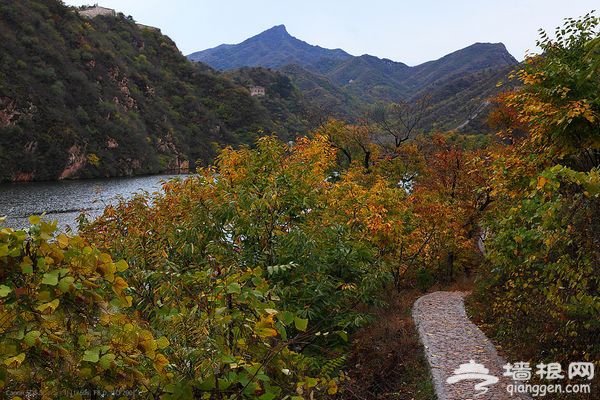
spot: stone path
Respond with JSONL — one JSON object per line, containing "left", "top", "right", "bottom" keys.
{"left": 413, "top": 291, "right": 531, "bottom": 400}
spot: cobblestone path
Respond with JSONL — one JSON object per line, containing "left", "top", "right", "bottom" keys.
{"left": 413, "top": 291, "right": 530, "bottom": 400}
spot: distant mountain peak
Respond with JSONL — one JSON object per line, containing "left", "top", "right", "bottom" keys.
{"left": 265, "top": 24, "right": 288, "bottom": 33}
{"left": 188, "top": 25, "right": 352, "bottom": 70}
{"left": 252, "top": 24, "right": 291, "bottom": 41}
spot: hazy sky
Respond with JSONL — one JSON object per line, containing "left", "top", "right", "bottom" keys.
{"left": 63, "top": 0, "right": 597, "bottom": 65}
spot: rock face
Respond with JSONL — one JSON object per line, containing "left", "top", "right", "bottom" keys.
{"left": 59, "top": 145, "right": 87, "bottom": 180}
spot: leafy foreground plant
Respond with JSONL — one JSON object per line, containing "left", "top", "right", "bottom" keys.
{"left": 0, "top": 217, "right": 170, "bottom": 398}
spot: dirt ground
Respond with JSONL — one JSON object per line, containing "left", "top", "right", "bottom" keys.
{"left": 339, "top": 289, "right": 437, "bottom": 400}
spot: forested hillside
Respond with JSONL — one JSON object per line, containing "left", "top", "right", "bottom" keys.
{"left": 189, "top": 26, "right": 520, "bottom": 132}
{"left": 0, "top": 0, "right": 289, "bottom": 182}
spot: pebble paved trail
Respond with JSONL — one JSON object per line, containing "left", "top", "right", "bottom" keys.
{"left": 413, "top": 291, "right": 531, "bottom": 400}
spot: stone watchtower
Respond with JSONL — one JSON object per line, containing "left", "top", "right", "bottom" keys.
{"left": 249, "top": 86, "right": 266, "bottom": 97}
{"left": 78, "top": 5, "right": 116, "bottom": 19}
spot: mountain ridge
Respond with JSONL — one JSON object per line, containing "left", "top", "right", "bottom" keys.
{"left": 188, "top": 25, "right": 519, "bottom": 132}
{"left": 187, "top": 25, "right": 516, "bottom": 78}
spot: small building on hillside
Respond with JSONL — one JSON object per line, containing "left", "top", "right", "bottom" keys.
{"left": 249, "top": 86, "right": 266, "bottom": 97}
{"left": 78, "top": 5, "right": 116, "bottom": 19}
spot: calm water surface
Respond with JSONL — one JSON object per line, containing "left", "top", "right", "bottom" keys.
{"left": 0, "top": 174, "right": 186, "bottom": 230}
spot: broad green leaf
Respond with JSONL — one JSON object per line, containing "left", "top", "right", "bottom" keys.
{"left": 294, "top": 317, "right": 308, "bottom": 332}
{"left": 23, "top": 331, "right": 41, "bottom": 347}
{"left": 20, "top": 259, "right": 33, "bottom": 274}
{"left": 99, "top": 353, "right": 116, "bottom": 370}
{"left": 28, "top": 215, "right": 41, "bottom": 225}
{"left": 42, "top": 271, "right": 60, "bottom": 286}
{"left": 0, "top": 285, "right": 11, "bottom": 298}
{"left": 156, "top": 336, "right": 170, "bottom": 349}
{"left": 279, "top": 311, "right": 294, "bottom": 325}
{"left": 35, "top": 299, "right": 60, "bottom": 314}
{"left": 115, "top": 259, "right": 129, "bottom": 272}
{"left": 4, "top": 353, "right": 26, "bottom": 368}
{"left": 58, "top": 276, "right": 75, "bottom": 292}
{"left": 83, "top": 349, "right": 100, "bottom": 363}
{"left": 259, "top": 392, "right": 277, "bottom": 400}
{"left": 337, "top": 330, "right": 349, "bottom": 342}
{"left": 226, "top": 282, "right": 241, "bottom": 294}
{"left": 197, "top": 377, "right": 216, "bottom": 391}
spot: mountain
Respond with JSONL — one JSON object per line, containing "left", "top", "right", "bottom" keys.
{"left": 0, "top": 1, "right": 298, "bottom": 182}
{"left": 279, "top": 64, "right": 365, "bottom": 120}
{"left": 224, "top": 67, "right": 310, "bottom": 137}
{"left": 188, "top": 25, "right": 352, "bottom": 70}
{"left": 188, "top": 26, "right": 519, "bottom": 132}
{"left": 406, "top": 42, "right": 517, "bottom": 93}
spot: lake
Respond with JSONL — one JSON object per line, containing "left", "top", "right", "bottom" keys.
{"left": 0, "top": 174, "right": 186, "bottom": 231}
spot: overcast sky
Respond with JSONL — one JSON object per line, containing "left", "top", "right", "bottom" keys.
{"left": 63, "top": 0, "right": 597, "bottom": 65}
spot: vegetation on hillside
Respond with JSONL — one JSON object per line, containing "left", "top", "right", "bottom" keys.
{"left": 225, "top": 67, "right": 309, "bottom": 139}
{"left": 0, "top": 0, "right": 285, "bottom": 182}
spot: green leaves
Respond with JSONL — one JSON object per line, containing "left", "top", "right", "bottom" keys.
{"left": 156, "top": 336, "right": 170, "bottom": 349}
{"left": 0, "top": 285, "right": 11, "bottom": 298}
{"left": 294, "top": 317, "right": 308, "bottom": 332}
{"left": 69, "top": 135, "right": 392, "bottom": 398}
{"left": 23, "top": 331, "right": 41, "bottom": 347}
{"left": 0, "top": 244, "right": 9, "bottom": 257}
{"left": 115, "top": 259, "right": 129, "bottom": 272}
{"left": 82, "top": 349, "right": 100, "bottom": 363}
{"left": 41, "top": 271, "right": 60, "bottom": 286}
{"left": 278, "top": 311, "right": 295, "bottom": 325}
{"left": 99, "top": 353, "right": 116, "bottom": 370}
{"left": 226, "top": 282, "right": 241, "bottom": 294}
{"left": 35, "top": 299, "right": 60, "bottom": 314}
{"left": 0, "top": 219, "right": 168, "bottom": 397}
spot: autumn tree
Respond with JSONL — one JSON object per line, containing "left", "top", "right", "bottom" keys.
{"left": 475, "top": 13, "right": 600, "bottom": 366}
{"left": 80, "top": 135, "right": 385, "bottom": 398}
{"left": 368, "top": 95, "right": 431, "bottom": 152}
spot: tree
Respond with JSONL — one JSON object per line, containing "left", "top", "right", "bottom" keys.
{"left": 368, "top": 95, "right": 431, "bottom": 152}
{"left": 319, "top": 119, "right": 378, "bottom": 172}
{"left": 475, "top": 13, "right": 600, "bottom": 366}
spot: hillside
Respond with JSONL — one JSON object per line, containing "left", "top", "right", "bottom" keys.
{"left": 224, "top": 67, "right": 309, "bottom": 139}
{"left": 0, "top": 0, "right": 278, "bottom": 182}
{"left": 189, "top": 26, "right": 520, "bottom": 131}
{"left": 279, "top": 64, "right": 365, "bottom": 120}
